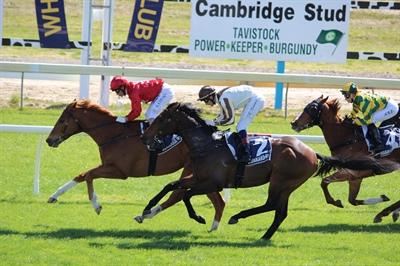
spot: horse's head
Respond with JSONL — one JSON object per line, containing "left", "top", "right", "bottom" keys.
{"left": 141, "top": 102, "right": 206, "bottom": 146}
{"left": 291, "top": 95, "right": 328, "bottom": 132}
{"left": 46, "top": 100, "right": 83, "bottom": 147}
{"left": 141, "top": 102, "right": 183, "bottom": 146}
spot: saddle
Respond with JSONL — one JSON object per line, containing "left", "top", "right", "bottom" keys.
{"left": 357, "top": 124, "right": 400, "bottom": 157}
{"left": 223, "top": 131, "right": 272, "bottom": 187}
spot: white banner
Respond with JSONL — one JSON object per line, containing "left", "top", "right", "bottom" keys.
{"left": 189, "top": 0, "right": 351, "bottom": 63}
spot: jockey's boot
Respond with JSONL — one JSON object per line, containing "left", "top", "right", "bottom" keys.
{"left": 368, "top": 123, "right": 385, "bottom": 153}
{"left": 237, "top": 140, "right": 251, "bottom": 163}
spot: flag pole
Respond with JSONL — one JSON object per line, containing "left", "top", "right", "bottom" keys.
{"left": 332, "top": 33, "right": 345, "bottom": 55}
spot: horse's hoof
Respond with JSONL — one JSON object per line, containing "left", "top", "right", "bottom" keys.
{"left": 95, "top": 206, "right": 102, "bottom": 215}
{"left": 196, "top": 215, "right": 206, "bottom": 224}
{"left": 47, "top": 197, "right": 58, "bottom": 203}
{"left": 373, "top": 216, "right": 382, "bottom": 223}
{"left": 381, "top": 195, "right": 390, "bottom": 202}
{"left": 228, "top": 218, "right": 238, "bottom": 225}
{"left": 134, "top": 215, "right": 143, "bottom": 223}
{"left": 393, "top": 212, "right": 399, "bottom": 222}
{"left": 336, "top": 200, "right": 344, "bottom": 208}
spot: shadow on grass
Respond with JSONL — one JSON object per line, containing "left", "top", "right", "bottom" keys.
{"left": 0, "top": 228, "right": 276, "bottom": 249}
{"left": 287, "top": 223, "right": 400, "bottom": 234}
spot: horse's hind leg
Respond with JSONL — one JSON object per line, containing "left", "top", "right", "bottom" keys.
{"left": 47, "top": 174, "right": 86, "bottom": 203}
{"left": 205, "top": 191, "right": 226, "bottom": 231}
{"left": 373, "top": 200, "right": 400, "bottom": 223}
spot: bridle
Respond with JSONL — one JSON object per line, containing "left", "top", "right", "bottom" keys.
{"left": 302, "top": 100, "right": 361, "bottom": 152}
{"left": 304, "top": 100, "right": 324, "bottom": 127}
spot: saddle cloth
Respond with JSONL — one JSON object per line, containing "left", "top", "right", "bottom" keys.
{"left": 140, "top": 122, "right": 182, "bottom": 154}
{"left": 361, "top": 125, "right": 400, "bottom": 156}
{"left": 225, "top": 132, "right": 272, "bottom": 165}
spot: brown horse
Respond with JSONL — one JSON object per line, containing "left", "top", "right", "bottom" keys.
{"left": 290, "top": 95, "right": 400, "bottom": 221}
{"left": 140, "top": 102, "right": 397, "bottom": 240}
{"left": 46, "top": 99, "right": 224, "bottom": 228}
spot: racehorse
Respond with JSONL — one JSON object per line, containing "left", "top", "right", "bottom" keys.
{"left": 291, "top": 95, "right": 400, "bottom": 222}
{"left": 46, "top": 99, "right": 224, "bottom": 226}
{"left": 140, "top": 102, "right": 397, "bottom": 240}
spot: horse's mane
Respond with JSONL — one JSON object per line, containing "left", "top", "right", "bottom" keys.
{"left": 169, "top": 102, "right": 211, "bottom": 126}
{"left": 73, "top": 99, "right": 114, "bottom": 116}
{"left": 326, "top": 98, "right": 341, "bottom": 116}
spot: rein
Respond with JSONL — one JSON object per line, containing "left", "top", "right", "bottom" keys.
{"left": 179, "top": 124, "right": 227, "bottom": 154}
{"left": 304, "top": 100, "right": 361, "bottom": 152}
{"left": 61, "top": 106, "right": 141, "bottom": 147}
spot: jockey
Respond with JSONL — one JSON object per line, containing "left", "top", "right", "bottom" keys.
{"left": 198, "top": 85, "right": 265, "bottom": 162}
{"left": 109, "top": 76, "right": 174, "bottom": 124}
{"left": 341, "top": 82, "right": 398, "bottom": 153}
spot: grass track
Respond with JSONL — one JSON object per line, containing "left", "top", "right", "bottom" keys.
{"left": 0, "top": 106, "right": 399, "bottom": 265}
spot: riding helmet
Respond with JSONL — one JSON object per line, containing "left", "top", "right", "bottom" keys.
{"left": 340, "top": 82, "right": 358, "bottom": 95}
{"left": 110, "top": 76, "right": 128, "bottom": 91}
{"left": 198, "top": 86, "right": 216, "bottom": 101}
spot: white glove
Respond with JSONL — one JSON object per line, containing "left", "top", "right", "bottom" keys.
{"left": 116, "top": 116, "right": 126, "bottom": 123}
{"left": 205, "top": 119, "right": 216, "bottom": 126}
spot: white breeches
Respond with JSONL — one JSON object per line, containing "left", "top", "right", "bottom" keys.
{"left": 371, "top": 98, "right": 398, "bottom": 124}
{"left": 236, "top": 93, "right": 265, "bottom": 132}
{"left": 145, "top": 83, "right": 174, "bottom": 120}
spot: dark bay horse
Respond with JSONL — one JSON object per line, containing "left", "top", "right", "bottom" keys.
{"left": 46, "top": 99, "right": 224, "bottom": 227}
{"left": 140, "top": 102, "right": 397, "bottom": 240}
{"left": 291, "top": 95, "right": 400, "bottom": 222}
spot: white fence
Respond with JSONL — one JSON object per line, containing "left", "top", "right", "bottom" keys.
{"left": 2, "top": 62, "right": 399, "bottom": 88}
{"left": 2, "top": 61, "right": 399, "bottom": 117}
{"left": 0, "top": 124, "right": 325, "bottom": 196}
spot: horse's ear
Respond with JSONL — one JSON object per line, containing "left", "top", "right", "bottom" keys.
{"left": 170, "top": 102, "right": 180, "bottom": 112}
{"left": 321, "top": 95, "right": 329, "bottom": 103}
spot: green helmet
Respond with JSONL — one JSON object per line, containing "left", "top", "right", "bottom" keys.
{"left": 341, "top": 82, "right": 358, "bottom": 95}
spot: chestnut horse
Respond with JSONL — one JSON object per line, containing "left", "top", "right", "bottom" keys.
{"left": 140, "top": 102, "right": 397, "bottom": 239}
{"left": 46, "top": 99, "right": 224, "bottom": 227}
{"left": 291, "top": 95, "right": 400, "bottom": 222}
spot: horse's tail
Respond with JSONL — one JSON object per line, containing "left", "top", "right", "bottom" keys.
{"left": 314, "top": 153, "right": 400, "bottom": 177}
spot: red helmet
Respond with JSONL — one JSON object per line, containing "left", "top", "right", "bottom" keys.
{"left": 110, "top": 76, "right": 128, "bottom": 91}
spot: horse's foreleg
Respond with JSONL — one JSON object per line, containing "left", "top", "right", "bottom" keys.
{"left": 321, "top": 177, "right": 343, "bottom": 208}
{"left": 347, "top": 179, "right": 363, "bottom": 206}
{"left": 347, "top": 171, "right": 386, "bottom": 206}
{"left": 182, "top": 190, "right": 206, "bottom": 225}
{"left": 83, "top": 165, "right": 127, "bottom": 215}
{"left": 363, "top": 195, "right": 390, "bottom": 205}
{"left": 47, "top": 174, "right": 86, "bottom": 203}
{"left": 321, "top": 170, "right": 359, "bottom": 208}
{"left": 373, "top": 200, "right": 400, "bottom": 223}
{"left": 141, "top": 180, "right": 182, "bottom": 217}
{"left": 134, "top": 189, "right": 186, "bottom": 223}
